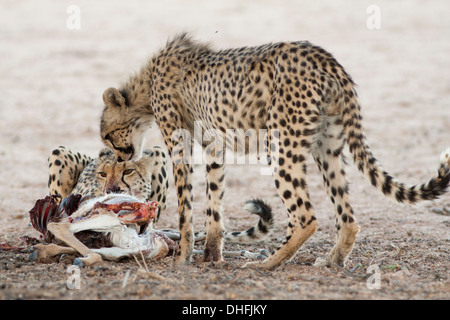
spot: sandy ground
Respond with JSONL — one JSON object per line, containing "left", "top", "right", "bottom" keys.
{"left": 0, "top": 0, "right": 449, "bottom": 301}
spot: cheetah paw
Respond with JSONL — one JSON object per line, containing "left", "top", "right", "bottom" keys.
{"left": 242, "top": 259, "right": 279, "bottom": 271}
{"left": 313, "top": 256, "right": 332, "bottom": 267}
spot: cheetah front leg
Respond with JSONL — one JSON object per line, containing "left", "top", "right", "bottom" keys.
{"left": 171, "top": 160, "right": 194, "bottom": 265}
{"left": 159, "top": 113, "right": 195, "bottom": 265}
{"left": 203, "top": 158, "right": 226, "bottom": 262}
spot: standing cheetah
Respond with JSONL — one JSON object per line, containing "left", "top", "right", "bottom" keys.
{"left": 99, "top": 33, "right": 450, "bottom": 270}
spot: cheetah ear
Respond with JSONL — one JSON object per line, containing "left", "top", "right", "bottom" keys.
{"left": 98, "top": 147, "right": 114, "bottom": 159}
{"left": 103, "top": 87, "right": 126, "bottom": 108}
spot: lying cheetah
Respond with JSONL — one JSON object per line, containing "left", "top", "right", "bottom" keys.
{"left": 47, "top": 145, "right": 274, "bottom": 244}
{"left": 99, "top": 33, "right": 450, "bottom": 270}
{"left": 48, "top": 145, "right": 169, "bottom": 220}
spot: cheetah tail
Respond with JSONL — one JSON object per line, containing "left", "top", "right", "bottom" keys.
{"left": 342, "top": 91, "right": 450, "bottom": 205}
{"left": 222, "top": 199, "right": 274, "bottom": 244}
{"left": 190, "top": 199, "right": 274, "bottom": 243}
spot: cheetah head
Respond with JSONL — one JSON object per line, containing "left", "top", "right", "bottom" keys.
{"left": 96, "top": 148, "right": 154, "bottom": 201}
{"left": 100, "top": 87, "right": 154, "bottom": 162}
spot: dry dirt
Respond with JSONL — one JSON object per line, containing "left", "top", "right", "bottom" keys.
{"left": 0, "top": 0, "right": 449, "bottom": 301}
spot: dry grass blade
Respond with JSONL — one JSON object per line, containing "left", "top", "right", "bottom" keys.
{"left": 132, "top": 250, "right": 168, "bottom": 282}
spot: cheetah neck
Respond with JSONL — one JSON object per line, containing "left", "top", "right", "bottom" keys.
{"left": 119, "top": 61, "right": 155, "bottom": 120}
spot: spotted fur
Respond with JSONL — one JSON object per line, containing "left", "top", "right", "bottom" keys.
{"left": 99, "top": 33, "right": 450, "bottom": 270}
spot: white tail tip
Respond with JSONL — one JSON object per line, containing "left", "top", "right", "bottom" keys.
{"left": 440, "top": 148, "right": 450, "bottom": 166}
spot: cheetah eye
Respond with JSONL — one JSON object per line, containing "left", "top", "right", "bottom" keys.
{"left": 97, "top": 172, "right": 107, "bottom": 178}
{"left": 123, "top": 169, "right": 134, "bottom": 175}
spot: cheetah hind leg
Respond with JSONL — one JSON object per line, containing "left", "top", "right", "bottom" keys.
{"left": 311, "top": 115, "right": 360, "bottom": 268}
{"left": 244, "top": 131, "right": 318, "bottom": 270}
